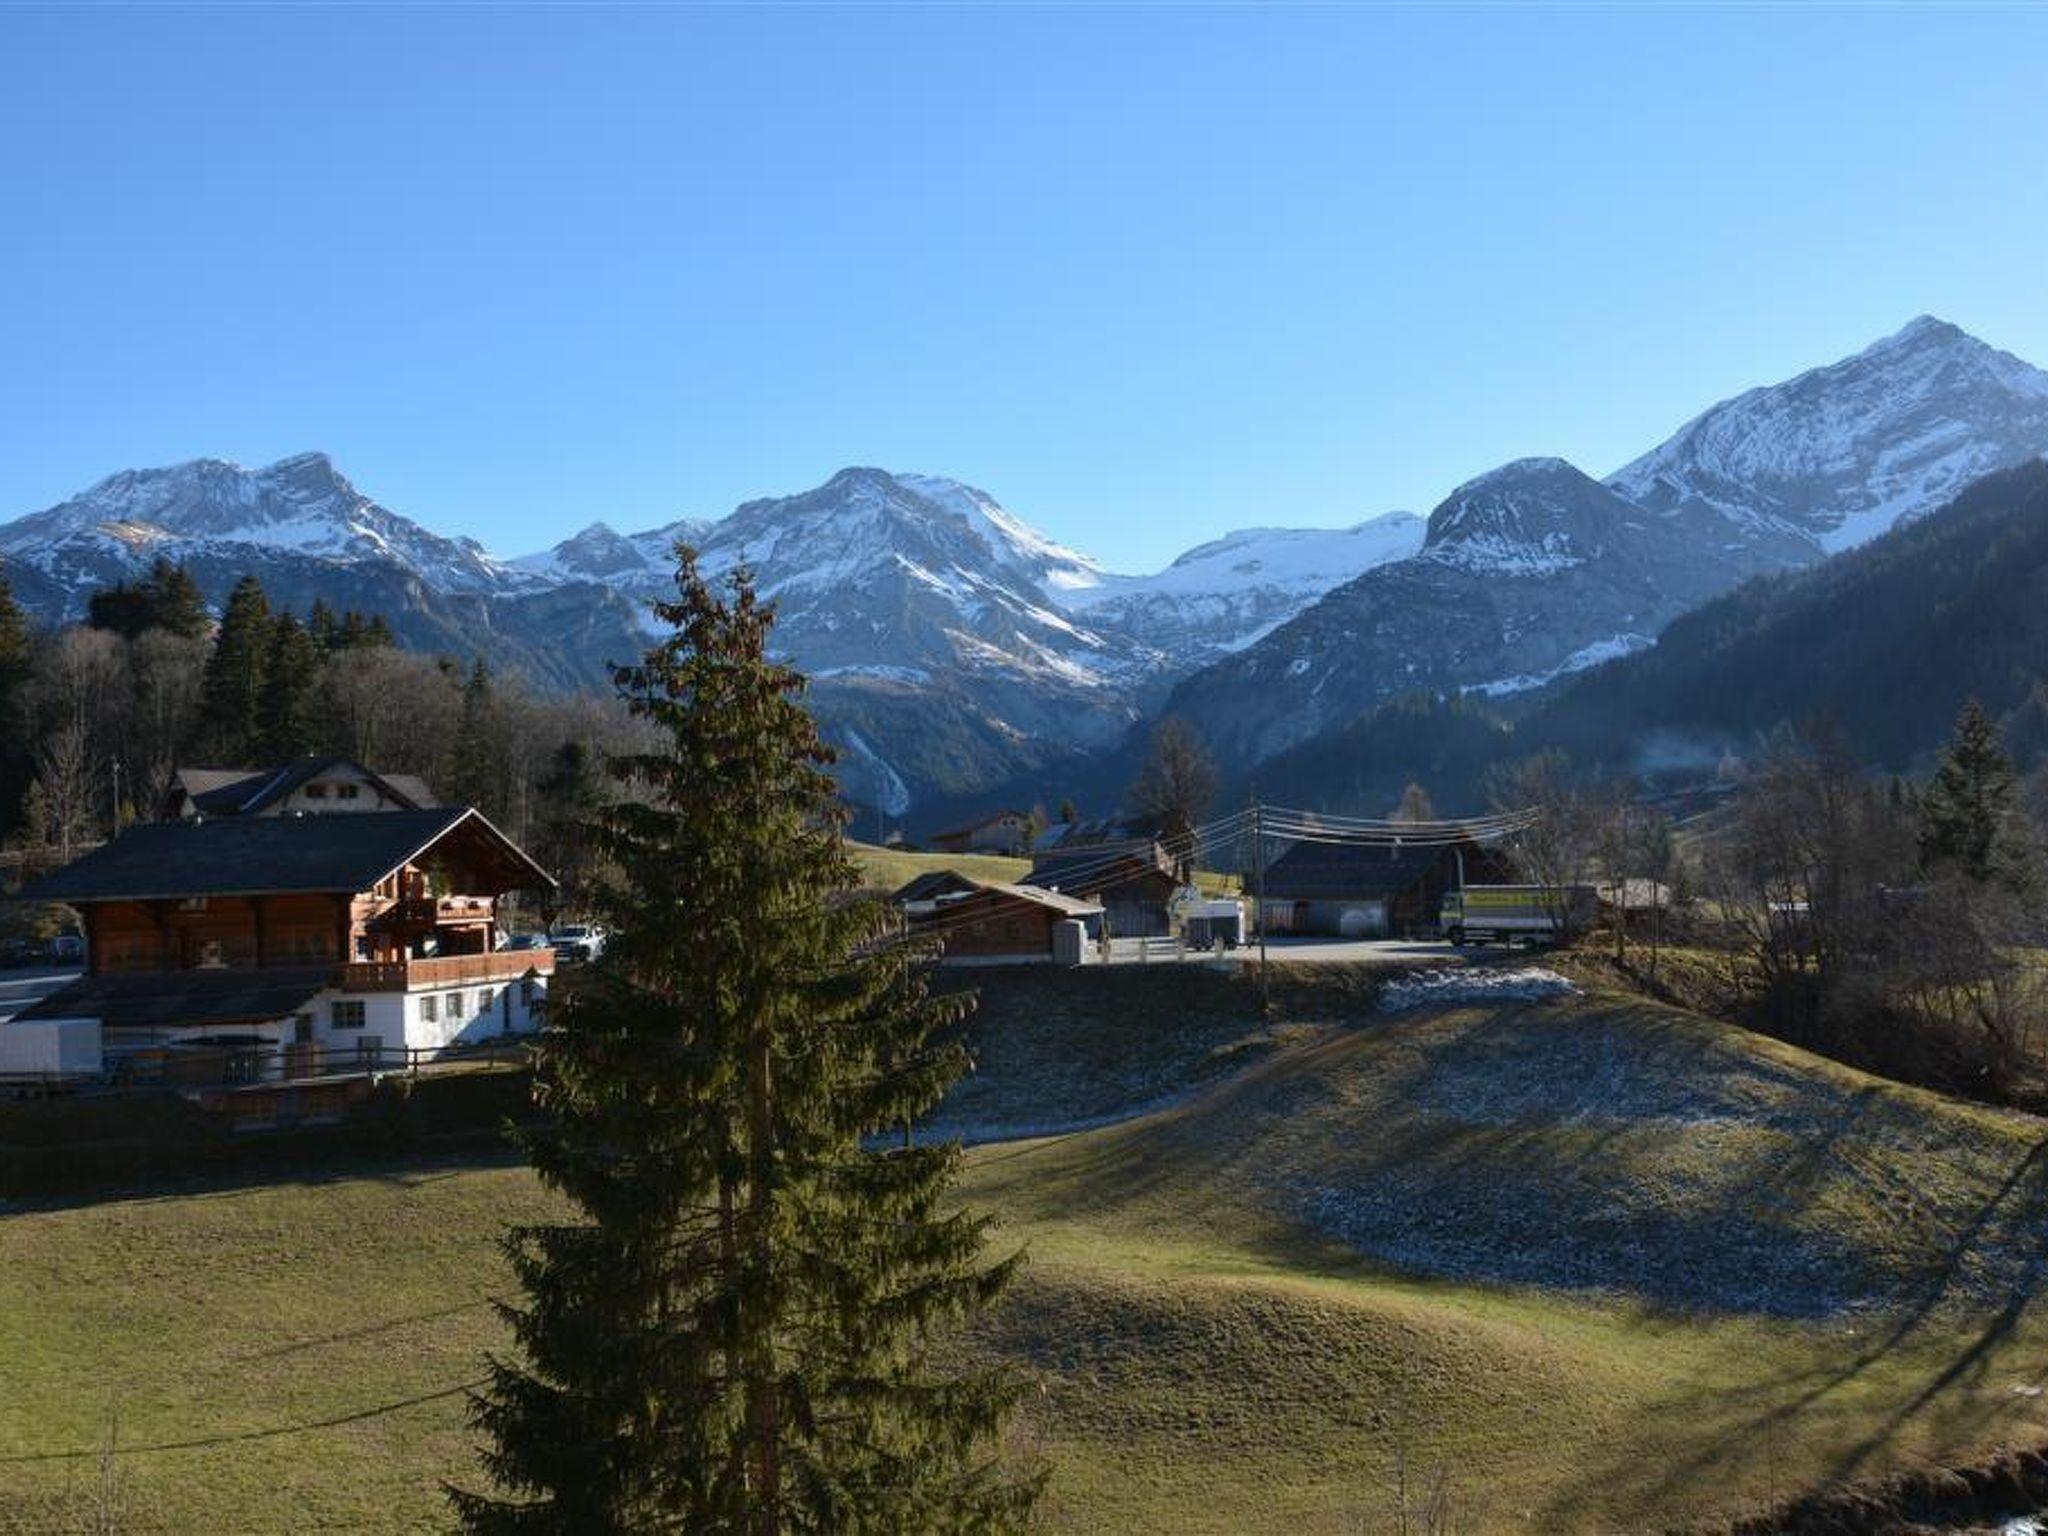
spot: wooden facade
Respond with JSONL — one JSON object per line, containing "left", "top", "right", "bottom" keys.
{"left": 918, "top": 884, "right": 1100, "bottom": 963}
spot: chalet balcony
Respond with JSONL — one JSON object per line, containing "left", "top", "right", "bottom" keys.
{"left": 375, "top": 894, "right": 496, "bottom": 930}
{"left": 336, "top": 948, "right": 554, "bottom": 993}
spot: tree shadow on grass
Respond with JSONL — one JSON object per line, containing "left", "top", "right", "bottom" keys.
{"left": 1538, "top": 1128, "right": 2048, "bottom": 1528}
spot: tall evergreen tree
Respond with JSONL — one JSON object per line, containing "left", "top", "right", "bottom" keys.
{"left": 257, "top": 613, "right": 322, "bottom": 761}
{"left": 1921, "top": 698, "right": 2035, "bottom": 891}
{"left": 455, "top": 555, "right": 1035, "bottom": 1534}
{"left": 447, "top": 658, "right": 505, "bottom": 815}
{"left": 195, "top": 575, "right": 272, "bottom": 764}
{"left": 86, "top": 580, "right": 154, "bottom": 640}
{"left": 533, "top": 739, "right": 605, "bottom": 909}
{"left": 86, "top": 558, "right": 209, "bottom": 640}
{"left": 141, "top": 557, "right": 210, "bottom": 639}
{"left": 0, "top": 568, "right": 32, "bottom": 833}
{"left": 307, "top": 597, "right": 339, "bottom": 651}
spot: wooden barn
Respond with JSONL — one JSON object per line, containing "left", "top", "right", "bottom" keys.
{"left": 1029, "top": 840, "right": 1179, "bottom": 937}
{"left": 912, "top": 882, "right": 1101, "bottom": 965}
{"left": 1258, "top": 838, "right": 1512, "bottom": 938}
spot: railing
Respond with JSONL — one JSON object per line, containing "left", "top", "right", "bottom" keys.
{"left": 336, "top": 949, "right": 554, "bottom": 992}
{"left": 375, "top": 895, "right": 495, "bottom": 928}
{"left": 5, "top": 1036, "right": 539, "bottom": 1098}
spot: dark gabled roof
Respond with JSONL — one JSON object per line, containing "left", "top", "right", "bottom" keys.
{"left": 923, "top": 882, "right": 1101, "bottom": 920}
{"left": 929, "top": 810, "right": 1029, "bottom": 842}
{"left": 1029, "top": 841, "right": 1175, "bottom": 897}
{"left": 13, "top": 965, "right": 335, "bottom": 1032}
{"left": 1260, "top": 840, "right": 1455, "bottom": 901}
{"left": 178, "top": 757, "right": 438, "bottom": 817}
{"left": 891, "top": 870, "right": 982, "bottom": 904}
{"left": 17, "top": 807, "right": 553, "bottom": 904}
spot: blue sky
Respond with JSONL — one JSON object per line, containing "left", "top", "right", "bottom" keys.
{"left": 3, "top": 3, "right": 2044, "bottom": 571}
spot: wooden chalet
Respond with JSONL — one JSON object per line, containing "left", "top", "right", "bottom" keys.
{"left": 160, "top": 756, "right": 439, "bottom": 820}
{"left": 7, "top": 807, "right": 555, "bottom": 1084}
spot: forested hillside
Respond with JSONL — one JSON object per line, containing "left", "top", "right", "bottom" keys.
{"left": 1254, "top": 459, "right": 2048, "bottom": 812}
{"left": 1531, "top": 457, "right": 2048, "bottom": 774}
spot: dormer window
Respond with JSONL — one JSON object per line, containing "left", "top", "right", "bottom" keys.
{"left": 336, "top": 784, "right": 360, "bottom": 801}
{"left": 305, "top": 784, "right": 328, "bottom": 800}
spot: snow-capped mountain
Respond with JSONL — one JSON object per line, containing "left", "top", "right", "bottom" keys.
{"left": 1608, "top": 315, "right": 2048, "bottom": 555}
{"left": 1159, "top": 458, "right": 1759, "bottom": 763}
{"left": 1058, "top": 511, "right": 1424, "bottom": 662}
{"left": 0, "top": 452, "right": 538, "bottom": 601}
{"left": 0, "top": 452, "right": 647, "bottom": 692}
{"left": 512, "top": 517, "right": 709, "bottom": 587}
{"left": 1158, "top": 316, "right": 2048, "bottom": 770}
{"left": 9, "top": 314, "right": 2047, "bottom": 809}
{"left": 507, "top": 470, "right": 1419, "bottom": 808}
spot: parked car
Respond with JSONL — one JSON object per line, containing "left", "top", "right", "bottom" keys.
{"left": 47, "top": 933, "right": 85, "bottom": 967}
{"left": 497, "top": 931, "right": 549, "bottom": 953}
{"left": 1, "top": 937, "right": 47, "bottom": 969}
{"left": 547, "top": 922, "right": 607, "bottom": 965}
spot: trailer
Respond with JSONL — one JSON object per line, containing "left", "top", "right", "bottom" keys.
{"left": 1439, "top": 884, "right": 1595, "bottom": 946}
{"left": 1171, "top": 890, "right": 1246, "bottom": 950}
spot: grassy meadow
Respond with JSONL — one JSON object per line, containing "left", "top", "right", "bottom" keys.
{"left": 8, "top": 976, "right": 2048, "bottom": 1531}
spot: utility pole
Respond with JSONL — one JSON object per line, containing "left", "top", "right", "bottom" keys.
{"left": 1252, "top": 789, "right": 1269, "bottom": 1016}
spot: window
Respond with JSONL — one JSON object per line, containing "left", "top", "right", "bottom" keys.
{"left": 304, "top": 784, "right": 327, "bottom": 800}
{"left": 445, "top": 991, "right": 466, "bottom": 1020}
{"left": 336, "top": 784, "right": 360, "bottom": 801}
{"left": 356, "top": 1038, "right": 384, "bottom": 1067}
{"left": 477, "top": 987, "right": 495, "bottom": 1014}
{"left": 330, "top": 1000, "right": 367, "bottom": 1031}
{"left": 420, "top": 994, "right": 438, "bottom": 1024}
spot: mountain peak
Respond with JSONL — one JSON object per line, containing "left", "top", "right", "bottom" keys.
{"left": 1880, "top": 313, "right": 1963, "bottom": 347}
{"left": 1423, "top": 457, "right": 1635, "bottom": 574}
{"left": 1608, "top": 316, "right": 2048, "bottom": 554}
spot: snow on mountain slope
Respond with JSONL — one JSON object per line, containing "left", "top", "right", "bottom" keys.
{"left": 512, "top": 517, "right": 707, "bottom": 586}
{"left": 1158, "top": 458, "right": 1760, "bottom": 764}
{"left": 1609, "top": 315, "right": 2048, "bottom": 554}
{"left": 1062, "top": 511, "right": 1424, "bottom": 660}
{"left": 0, "top": 452, "right": 543, "bottom": 602}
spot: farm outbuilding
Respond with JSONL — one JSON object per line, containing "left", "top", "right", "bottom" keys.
{"left": 1258, "top": 838, "right": 1512, "bottom": 938}
{"left": 1028, "top": 841, "right": 1178, "bottom": 938}
{"left": 911, "top": 882, "right": 1102, "bottom": 966}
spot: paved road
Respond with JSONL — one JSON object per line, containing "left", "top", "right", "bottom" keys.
{"left": 0, "top": 967, "right": 81, "bottom": 1024}
{"left": 1253, "top": 936, "right": 1457, "bottom": 963}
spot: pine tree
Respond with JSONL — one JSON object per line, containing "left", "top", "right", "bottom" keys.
{"left": 307, "top": 598, "right": 339, "bottom": 652}
{"left": 86, "top": 580, "right": 154, "bottom": 640}
{"left": 533, "top": 740, "right": 604, "bottom": 910}
{"left": 0, "top": 569, "right": 32, "bottom": 835}
{"left": 195, "top": 575, "right": 272, "bottom": 764}
{"left": 447, "top": 658, "right": 504, "bottom": 815}
{"left": 141, "top": 558, "right": 210, "bottom": 639}
{"left": 1920, "top": 698, "right": 2034, "bottom": 891}
{"left": 455, "top": 554, "right": 1036, "bottom": 1534}
{"left": 257, "top": 613, "right": 322, "bottom": 761}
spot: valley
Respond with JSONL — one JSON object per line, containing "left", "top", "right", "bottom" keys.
{"left": 10, "top": 971, "right": 2048, "bottom": 1533}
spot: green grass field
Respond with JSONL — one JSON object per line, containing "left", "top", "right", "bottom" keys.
{"left": 8, "top": 986, "right": 2048, "bottom": 1532}
{"left": 847, "top": 839, "right": 1031, "bottom": 892}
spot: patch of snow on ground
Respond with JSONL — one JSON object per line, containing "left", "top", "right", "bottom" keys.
{"left": 1470, "top": 631, "right": 1654, "bottom": 697}
{"left": 1378, "top": 967, "right": 1580, "bottom": 1012}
